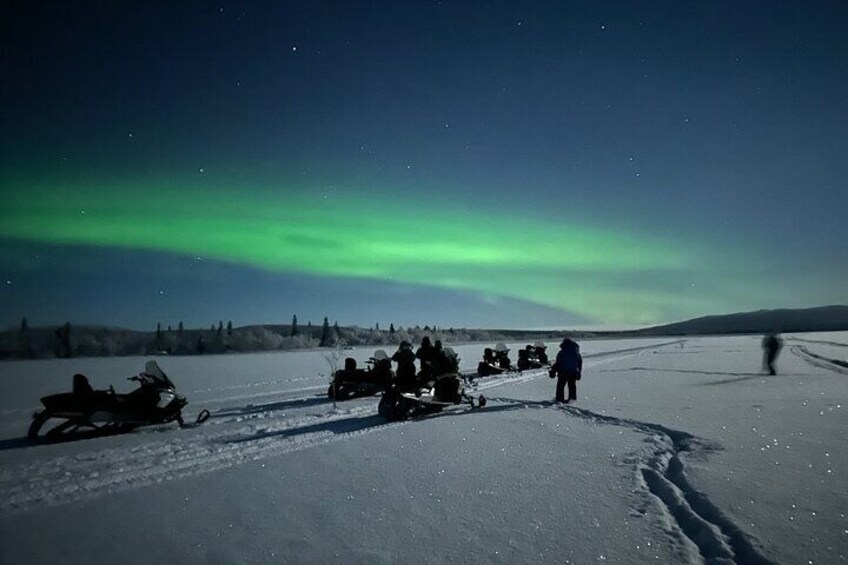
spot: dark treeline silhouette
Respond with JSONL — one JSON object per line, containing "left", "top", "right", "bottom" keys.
{"left": 0, "top": 317, "right": 568, "bottom": 360}
{"left": 3, "top": 305, "right": 845, "bottom": 360}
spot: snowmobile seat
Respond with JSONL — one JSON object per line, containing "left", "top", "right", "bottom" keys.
{"left": 344, "top": 358, "right": 357, "bottom": 372}
{"left": 73, "top": 373, "right": 94, "bottom": 395}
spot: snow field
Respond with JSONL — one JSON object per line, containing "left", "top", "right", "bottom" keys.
{"left": 0, "top": 334, "right": 845, "bottom": 564}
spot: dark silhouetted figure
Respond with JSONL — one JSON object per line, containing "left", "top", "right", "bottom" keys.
{"left": 392, "top": 341, "right": 418, "bottom": 391}
{"left": 552, "top": 338, "right": 582, "bottom": 403}
{"left": 762, "top": 333, "right": 783, "bottom": 375}
{"left": 534, "top": 341, "right": 549, "bottom": 365}
{"left": 416, "top": 336, "right": 436, "bottom": 381}
{"left": 431, "top": 339, "right": 449, "bottom": 377}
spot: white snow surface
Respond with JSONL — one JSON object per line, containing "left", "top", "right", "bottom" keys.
{"left": 0, "top": 334, "right": 846, "bottom": 564}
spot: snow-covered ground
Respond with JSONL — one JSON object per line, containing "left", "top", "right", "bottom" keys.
{"left": 0, "top": 334, "right": 845, "bottom": 564}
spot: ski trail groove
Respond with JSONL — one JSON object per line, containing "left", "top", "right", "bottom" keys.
{"left": 560, "top": 405, "right": 775, "bottom": 565}
{"left": 0, "top": 404, "right": 393, "bottom": 513}
{"left": 487, "top": 398, "right": 775, "bottom": 565}
{"left": 790, "top": 345, "right": 848, "bottom": 375}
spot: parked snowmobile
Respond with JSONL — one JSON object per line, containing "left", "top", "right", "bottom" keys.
{"left": 328, "top": 350, "right": 393, "bottom": 400}
{"left": 517, "top": 347, "right": 545, "bottom": 371}
{"left": 28, "top": 361, "right": 209, "bottom": 443}
{"left": 377, "top": 370, "right": 486, "bottom": 421}
{"left": 477, "top": 347, "right": 505, "bottom": 377}
{"left": 493, "top": 342, "right": 512, "bottom": 370}
{"left": 476, "top": 342, "right": 513, "bottom": 376}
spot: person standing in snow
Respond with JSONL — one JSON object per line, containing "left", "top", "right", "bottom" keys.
{"left": 416, "top": 336, "right": 436, "bottom": 382}
{"left": 761, "top": 333, "right": 783, "bottom": 375}
{"left": 551, "top": 338, "right": 582, "bottom": 403}
{"left": 392, "top": 341, "right": 418, "bottom": 391}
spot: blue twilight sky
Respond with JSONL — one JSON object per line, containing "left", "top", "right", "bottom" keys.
{"left": 1, "top": 1, "right": 846, "bottom": 330}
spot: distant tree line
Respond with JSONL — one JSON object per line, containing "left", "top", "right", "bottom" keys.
{"left": 0, "top": 314, "right": 570, "bottom": 360}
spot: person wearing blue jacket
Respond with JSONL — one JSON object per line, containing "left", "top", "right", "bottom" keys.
{"left": 552, "top": 338, "right": 582, "bottom": 403}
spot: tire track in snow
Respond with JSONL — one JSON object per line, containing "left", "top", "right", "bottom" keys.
{"left": 487, "top": 397, "right": 775, "bottom": 565}
{"left": 787, "top": 336, "right": 848, "bottom": 348}
{"left": 790, "top": 345, "right": 848, "bottom": 375}
{"left": 0, "top": 404, "right": 392, "bottom": 513}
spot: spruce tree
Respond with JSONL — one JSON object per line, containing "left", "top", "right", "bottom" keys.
{"left": 291, "top": 314, "right": 298, "bottom": 336}
{"left": 320, "top": 317, "right": 330, "bottom": 347}
{"left": 227, "top": 321, "right": 233, "bottom": 335}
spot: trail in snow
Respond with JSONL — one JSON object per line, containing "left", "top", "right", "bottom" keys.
{"left": 790, "top": 345, "right": 848, "bottom": 374}
{"left": 787, "top": 336, "right": 848, "bottom": 349}
{"left": 482, "top": 396, "right": 774, "bottom": 565}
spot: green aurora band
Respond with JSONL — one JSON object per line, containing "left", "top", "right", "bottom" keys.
{"left": 1, "top": 179, "right": 748, "bottom": 324}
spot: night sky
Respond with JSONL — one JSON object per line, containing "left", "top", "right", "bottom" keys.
{"left": 1, "top": 1, "right": 846, "bottom": 330}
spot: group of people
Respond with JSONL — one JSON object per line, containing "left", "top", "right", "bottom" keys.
{"left": 380, "top": 331, "right": 783, "bottom": 407}
{"left": 391, "top": 336, "right": 459, "bottom": 392}
{"left": 388, "top": 336, "right": 584, "bottom": 403}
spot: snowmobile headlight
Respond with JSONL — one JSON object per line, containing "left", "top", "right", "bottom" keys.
{"left": 157, "top": 391, "right": 176, "bottom": 408}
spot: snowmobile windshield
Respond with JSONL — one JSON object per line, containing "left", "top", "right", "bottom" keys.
{"left": 143, "top": 360, "right": 176, "bottom": 388}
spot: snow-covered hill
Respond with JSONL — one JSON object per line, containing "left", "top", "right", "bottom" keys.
{"left": 1, "top": 334, "right": 845, "bottom": 564}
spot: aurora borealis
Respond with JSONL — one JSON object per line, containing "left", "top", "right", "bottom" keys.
{"left": 1, "top": 2, "right": 847, "bottom": 329}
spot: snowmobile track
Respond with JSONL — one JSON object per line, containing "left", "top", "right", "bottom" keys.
{"left": 790, "top": 345, "right": 848, "bottom": 375}
{"left": 481, "top": 395, "right": 775, "bottom": 564}
{"left": 558, "top": 404, "right": 775, "bottom": 565}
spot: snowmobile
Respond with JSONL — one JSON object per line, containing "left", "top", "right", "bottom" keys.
{"left": 476, "top": 343, "right": 513, "bottom": 377}
{"left": 28, "top": 361, "right": 209, "bottom": 443}
{"left": 328, "top": 350, "right": 393, "bottom": 400}
{"left": 476, "top": 347, "right": 504, "bottom": 376}
{"left": 533, "top": 341, "right": 550, "bottom": 365}
{"left": 517, "top": 348, "right": 545, "bottom": 371}
{"left": 377, "top": 371, "right": 486, "bottom": 421}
